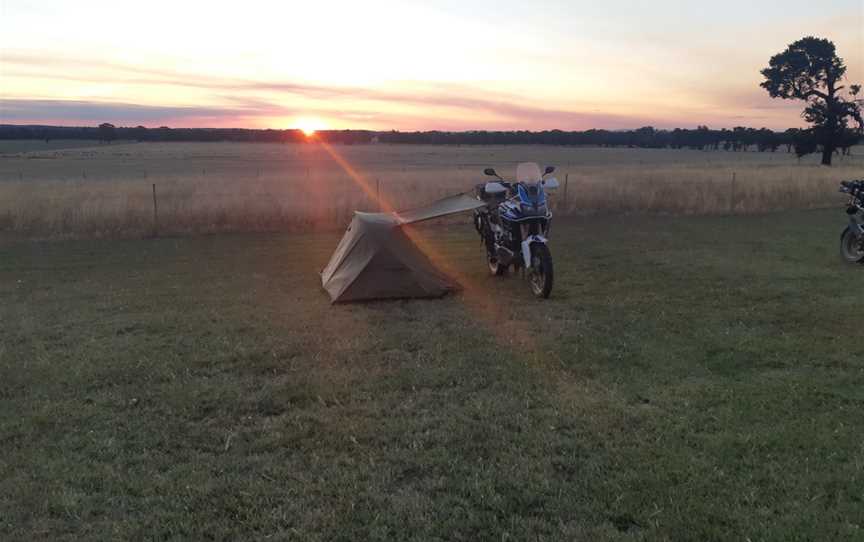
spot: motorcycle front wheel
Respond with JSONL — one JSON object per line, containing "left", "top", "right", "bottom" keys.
{"left": 528, "top": 243, "right": 554, "bottom": 298}
{"left": 488, "top": 253, "right": 508, "bottom": 276}
{"left": 840, "top": 227, "right": 864, "bottom": 264}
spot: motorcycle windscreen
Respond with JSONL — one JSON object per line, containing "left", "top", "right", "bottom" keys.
{"left": 516, "top": 162, "right": 542, "bottom": 183}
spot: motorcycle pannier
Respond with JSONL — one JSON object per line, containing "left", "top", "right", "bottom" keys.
{"left": 475, "top": 183, "right": 506, "bottom": 203}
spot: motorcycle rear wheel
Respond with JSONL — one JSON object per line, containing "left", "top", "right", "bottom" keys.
{"left": 840, "top": 227, "right": 864, "bottom": 264}
{"left": 528, "top": 244, "right": 554, "bottom": 298}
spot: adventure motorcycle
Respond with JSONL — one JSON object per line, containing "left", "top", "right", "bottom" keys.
{"left": 839, "top": 179, "right": 864, "bottom": 264}
{"left": 473, "top": 162, "right": 559, "bottom": 298}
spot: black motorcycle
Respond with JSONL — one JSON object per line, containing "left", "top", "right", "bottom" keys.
{"left": 473, "top": 162, "right": 559, "bottom": 298}
{"left": 839, "top": 179, "right": 864, "bottom": 264}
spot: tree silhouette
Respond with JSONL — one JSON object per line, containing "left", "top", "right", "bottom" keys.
{"left": 0, "top": 124, "right": 844, "bottom": 152}
{"left": 760, "top": 37, "right": 863, "bottom": 165}
{"left": 98, "top": 123, "right": 116, "bottom": 143}
{"left": 133, "top": 125, "right": 148, "bottom": 142}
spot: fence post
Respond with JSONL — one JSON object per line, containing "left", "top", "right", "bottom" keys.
{"left": 376, "top": 178, "right": 381, "bottom": 212}
{"left": 152, "top": 183, "right": 159, "bottom": 237}
{"left": 729, "top": 172, "right": 736, "bottom": 214}
{"left": 563, "top": 173, "right": 569, "bottom": 212}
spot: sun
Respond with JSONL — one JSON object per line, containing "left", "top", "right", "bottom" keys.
{"left": 294, "top": 117, "right": 327, "bottom": 137}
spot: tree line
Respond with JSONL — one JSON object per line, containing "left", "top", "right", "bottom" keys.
{"left": 0, "top": 124, "right": 320, "bottom": 144}
{"left": 1, "top": 123, "right": 859, "bottom": 156}
{"left": 374, "top": 126, "right": 860, "bottom": 154}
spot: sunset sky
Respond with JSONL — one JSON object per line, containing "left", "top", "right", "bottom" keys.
{"left": 1, "top": 0, "right": 861, "bottom": 131}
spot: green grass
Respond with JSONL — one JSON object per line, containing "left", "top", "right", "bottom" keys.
{"left": 2, "top": 209, "right": 863, "bottom": 540}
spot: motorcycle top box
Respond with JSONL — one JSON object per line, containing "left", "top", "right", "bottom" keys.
{"left": 475, "top": 182, "right": 508, "bottom": 203}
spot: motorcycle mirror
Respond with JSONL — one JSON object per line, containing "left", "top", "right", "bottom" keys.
{"left": 484, "top": 168, "right": 499, "bottom": 177}
{"left": 543, "top": 166, "right": 556, "bottom": 176}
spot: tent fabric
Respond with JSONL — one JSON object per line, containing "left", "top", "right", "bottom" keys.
{"left": 321, "top": 193, "right": 486, "bottom": 303}
{"left": 394, "top": 193, "right": 487, "bottom": 224}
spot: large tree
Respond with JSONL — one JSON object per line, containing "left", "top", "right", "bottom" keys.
{"left": 760, "top": 36, "right": 862, "bottom": 165}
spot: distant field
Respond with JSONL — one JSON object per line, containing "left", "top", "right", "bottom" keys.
{"left": 2, "top": 209, "right": 862, "bottom": 539}
{"left": 0, "top": 140, "right": 861, "bottom": 238}
{"left": 0, "top": 140, "right": 132, "bottom": 153}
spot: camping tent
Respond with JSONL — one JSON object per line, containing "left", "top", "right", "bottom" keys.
{"left": 321, "top": 193, "right": 486, "bottom": 302}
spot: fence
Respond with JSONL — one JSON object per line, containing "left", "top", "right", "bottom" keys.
{"left": 0, "top": 160, "right": 859, "bottom": 239}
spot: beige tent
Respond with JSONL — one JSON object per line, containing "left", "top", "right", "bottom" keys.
{"left": 321, "top": 193, "right": 486, "bottom": 302}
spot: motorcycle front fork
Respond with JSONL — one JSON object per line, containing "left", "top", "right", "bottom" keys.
{"left": 848, "top": 209, "right": 864, "bottom": 238}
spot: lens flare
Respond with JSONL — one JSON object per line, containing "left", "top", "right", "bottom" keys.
{"left": 317, "top": 140, "right": 542, "bottom": 355}
{"left": 294, "top": 117, "right": 326, "bottom": 137}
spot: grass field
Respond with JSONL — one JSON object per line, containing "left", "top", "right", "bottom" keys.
{"left": 1, "top": 141, "right": 861, "bottom": 238}
{"left": 2, "top": 208, "right": 863, "bottom": 540}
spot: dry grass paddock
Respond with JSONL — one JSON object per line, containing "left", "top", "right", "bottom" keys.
{"left": 0, "top": 140, "right": 861, "bottom": 238}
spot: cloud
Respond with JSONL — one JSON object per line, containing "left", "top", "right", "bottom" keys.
{"left": 0, "top": 99, "right": 253, "bottom": 125}
{"left": 3, "top": 50, "right": 666, "bottom": 128}
{"left": 0, "top": 95, "right": 672, "bottom": 131}
{"left": 1, "top": 51, "right": 808, "bottom": 130}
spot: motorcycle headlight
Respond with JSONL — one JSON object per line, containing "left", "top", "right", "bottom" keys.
{"left": 522, "top": 202, "right": 547, "bottom": 215}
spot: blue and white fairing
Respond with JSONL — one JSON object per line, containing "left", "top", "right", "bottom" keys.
{"left": 475, "top": 161, "right": 560, "bottom": 277}
{"left": 503, "top": 163, "right": 554, "bottom": 268}
{"left": 501, "top": 186, "right": 549, "bottom": 220}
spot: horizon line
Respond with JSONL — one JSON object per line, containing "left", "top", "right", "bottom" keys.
{"left": 0, "top": 123, "right": 806, "bottom": 133}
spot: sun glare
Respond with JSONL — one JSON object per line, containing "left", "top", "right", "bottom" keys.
{"left": 294, "top": 118, "right": 326, "bottom": 137}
